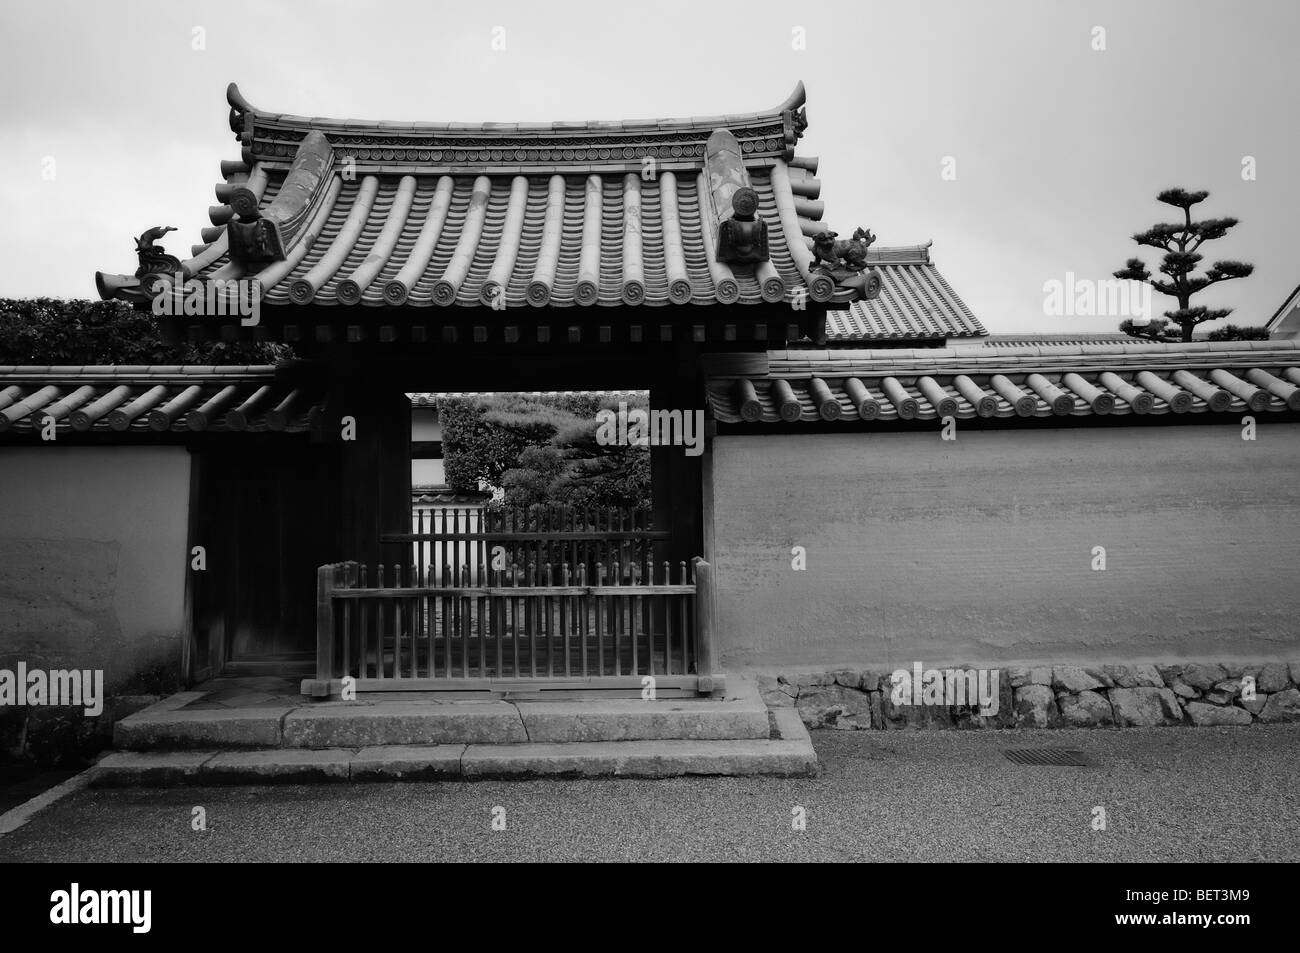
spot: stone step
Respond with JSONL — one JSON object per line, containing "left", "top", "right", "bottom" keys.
{"left": 113, "top": 681, "right": 772, "bottom": 750}
{"left": 92, "top": 710, "right": 816, "bottom": 784}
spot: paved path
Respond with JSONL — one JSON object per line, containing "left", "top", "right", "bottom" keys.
{"left": 2, "top": 726, "right": 1297, "bottom": 862}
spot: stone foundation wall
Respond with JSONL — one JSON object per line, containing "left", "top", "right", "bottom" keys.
{"left": 759, "top": 662, "right": 1300, "bottom": 730}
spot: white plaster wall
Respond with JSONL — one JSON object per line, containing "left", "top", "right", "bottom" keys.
{"left": 709, "top": 425, "right": 1300, "bottom": 670}
{"left": 0, "top": 446, "right": 191, "bottom": 684}
{"left": 412, "top": 458, "right": 446, "bottom": 487}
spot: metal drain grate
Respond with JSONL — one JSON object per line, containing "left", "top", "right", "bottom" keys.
{"left": 1003, "top": 748, "right": 1095, "bottom": 767}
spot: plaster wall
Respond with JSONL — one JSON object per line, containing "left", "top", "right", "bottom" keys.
{"left": 0, "top": 446, "right": 191, "bottom": 687}
{"left": 708, "top": 425, "right": 1300, "bottom": 670}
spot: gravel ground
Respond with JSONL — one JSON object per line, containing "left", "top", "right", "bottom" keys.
{"left": 0, "top": 765, "right": 81, "bottom": 815}
{"left": 2, "top": 726, "right": 1297, "bottom": 862}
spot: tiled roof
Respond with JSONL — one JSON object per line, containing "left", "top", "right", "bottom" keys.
{"left": 976, "top": 332, "right": 1134, "bottom": 347}
{"left": 97, "top": 83, "right": 888, "bottom": 312}
{"left": 0, "top": 366, "right": 320, "bottom": 435}
{"left": 226, "top": 82, "right": 807, "bottom": 172}
{"left": 823, "top": 243, "right": 985, "bottom": 340}
{"left": 412, "top": 486, "right": 492, "bottom": 506}
{"left": 705, "top": 341, "right": 1300, "bottom": 424}
{"left": 408, "top": 390, "right": 645, "bottom": 406}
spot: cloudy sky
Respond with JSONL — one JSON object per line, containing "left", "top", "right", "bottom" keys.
{"left": 0, "top": 0, "right": 1294, "bottom": 333}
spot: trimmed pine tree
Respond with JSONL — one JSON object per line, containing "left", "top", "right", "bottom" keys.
{"left": 1115, "top": 188, "right": 1253, "bottom": 342}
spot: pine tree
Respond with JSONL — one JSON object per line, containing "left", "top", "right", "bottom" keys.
{"left": 1114, "top": 188, "right": 1253, "bottom": 342}
{"left": 438, "top": 393, "right": 650, "bottom": 509}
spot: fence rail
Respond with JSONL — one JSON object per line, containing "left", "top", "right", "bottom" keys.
{"left": 382, "top": 505, "right": 668, "bottom": 585}
{"left": 306, "top": 555, "right": 716, "bottom": 696}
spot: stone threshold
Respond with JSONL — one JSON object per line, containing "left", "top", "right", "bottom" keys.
{"left": 113, "top": 679, "right": 773, "bottom": 750}
{"left": 91, "top": 709, "right": 816, "bottom": 785}
{"left": 760, "top": 661, "right": 1300, "bottom": 730}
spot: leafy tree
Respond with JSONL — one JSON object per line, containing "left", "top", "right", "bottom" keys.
{"left": 0, "top": 298, "right": 168, "bottom": 364}
{"left": 1205, "top": 323, "right": 1270, "bottom": 342}
{"left": 1118, "top": 317, "right": 1177, "bottom": 342}
{"left": 0, "top": 298, "right": 291, "bottom": 365}
{"left": 437, "top": 397, "right": 537, "bottom": 491}
{"left": 438, "top": 393, "right": 650, "bottom": 509}
{"left": 1118, "top": 317, "right": 1270, "bottom": 343}
{"left": 1115, "top": 188, "right": 1253, "bottom": 342}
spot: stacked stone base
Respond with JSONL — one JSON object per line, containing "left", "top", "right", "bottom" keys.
{"left": 758, "top": 662, "right": 1300, "bottom": 731}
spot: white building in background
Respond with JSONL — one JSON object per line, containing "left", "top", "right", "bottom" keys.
{"left": 1267, "top": 282, "right": 1300, "bottom": 339}
{"left": 408, "top": 397, "right": 490, "bottom": 581}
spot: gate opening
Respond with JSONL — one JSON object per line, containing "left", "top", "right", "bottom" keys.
{"left": 303, "top": 391, "right": 717, "bottom": 696}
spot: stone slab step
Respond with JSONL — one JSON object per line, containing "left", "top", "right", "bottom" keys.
{"left": 93, "top": 709, "right": 814, "bottom": 784}
{"left": 114, "top": 680, "right": 771, "bottom": 750}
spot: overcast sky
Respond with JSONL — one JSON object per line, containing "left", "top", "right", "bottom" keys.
{"left": 0, "top": 0, "right": 1294, "bottom": 334}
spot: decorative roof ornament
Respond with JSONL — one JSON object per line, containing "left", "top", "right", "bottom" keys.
{"left": 228, "top": 130, "right": 334, "bottom": 265}
{"left": 717, "top": 187, "right": 769, "bottom": 264}
{"left": 704, "top": 130, "right": 771, "bottom": 267}
{"left": 227, "top": 217, "right": 286, "bottom": 263}
{"left": 227, "top": 82, "right": 251, "bottom": 134}
{"left": 812, "top": 227, "right": 873, "bottom": 271}
{"left": 812, "top": 228, "right": 883, "bottom": 299}
{"left": 790, "top": 107, "right": 808, "bottom": 143}
{"left": 133, "top": 225, "right": 181, "bottom": 296}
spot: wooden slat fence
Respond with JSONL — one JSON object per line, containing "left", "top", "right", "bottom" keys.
{"left": 383, "top": 505, "right": 668, "bottom": 586}
{"left": 308, "top": 556, "right": 715, "bottom": 695}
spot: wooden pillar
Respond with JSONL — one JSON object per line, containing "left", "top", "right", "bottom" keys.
{"left": 184, "top": 444, "right": 224, "bottom": 681}
{"left": 650, "top": 345, "right": 705, "bottom": 568}
{"left": 692, "top": 557, "right": 721, "bottom": 694}
{"left": 326, "top": 359, "right": 412, "bottom": 571}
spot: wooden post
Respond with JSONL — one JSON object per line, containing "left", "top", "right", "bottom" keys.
{"left": 305, "top": 563, "right": 337, "bottom": 697}
{"left": 340, "top": 561, "right": 353, "bottom": 682}
{"left": 692, "top": 557, "right": 722, "bottom": 695}
{"left": 650, "top": 346, "right": 705, "bottom": 571}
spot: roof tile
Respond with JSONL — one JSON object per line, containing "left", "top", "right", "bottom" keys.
{"left": 0, "top": 368, "right": 319, "bottom": 435}
{"left": 706, "top": 343, "right": 1300, "bottom": 425}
